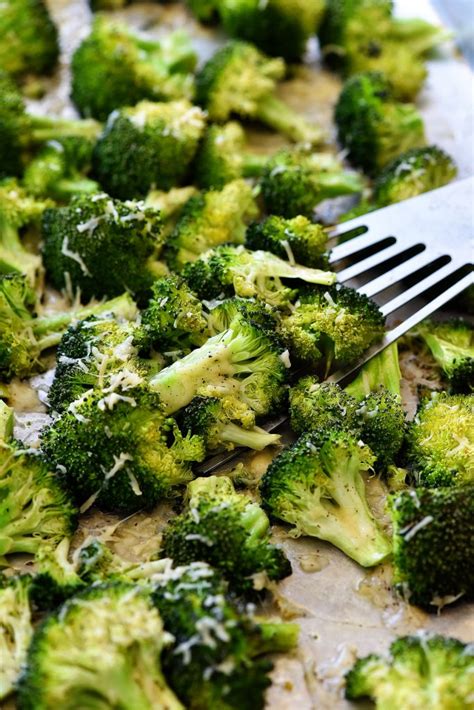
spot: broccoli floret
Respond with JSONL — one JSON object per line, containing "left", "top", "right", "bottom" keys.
{"left": 0, "top": 0, "right": 59, "bottom": 78}
{"left": 193, "top": 122, "right": 267, "bottom": 189}
{"left": 280, "top": 284, "right": 385, "bottom": 373}
{"left": 179, "top": 396, "right": 281, "bottom": 452}
{"left": 246, "top": 215, "right": 329, "bottom": 269}
{"left": 42, "top": 192, "right": 166, "bottom": 301}
{"left": 196, "top": 41, "right": 324, "bottom": 144}
{"left": 0, "top": 574, "right": 34, "bottom": 700}
{"left": 0, "top": 72, "right": 100, "bottom": 180}
{"left": 0, "top": 178, "right": 49, "bottom": 287}
{"left": 165, "top": 180, "right": 259, "bottom": 271}
{"left": 92, "top": 100, "right": 206, "bottom": 200}
{"left": 138, "top": 275, "right": 209, "bottom": 355}
{"left": 218, "top": 0, "right": 326, "bottom": 62}
{"left": 260, "top": 148, "right": 363, "bottom": 218}
{"left": 23, "top": 137, "right": 100, "bottom": 201}
{"left": 29, "top": 539, "right": 84, "bottom": 611}
{"left": 41, "top": 386, "right": 204, "bottom": 514}
{"left": 389, "top": 486, "right": 474, "bottom": 608}
{"left": 17, "top": 582, "right": 184, "bottom": 710}
{"left": 151, "top": 560, "right": 299, "bottom": 709}
{"left": 346, "top": 633, "right": 474, "bottom": 706}
{"left": 145, "top": 186, "right": 198, "bottom": 225}
{"left": 147, "top": 298, "right": 288, "bottom": 416}
{"left": 407, "top": 392, "right": 473, "bottom": 488}
{"left": 47, "top": 312, "right": 152, "bottom": 414}
{"left": 260, "top": 430, "right": 391, "bottom": 566}
{"left": 0, "top": 271, "right": 139, "bottom": 380}
{"left": 186, "top": 0, "right": 220, "bottom": 22}
{"left": 183, "top": 245, "right": 336, "bottom": 307}
{"left": 334, "top": 72, "right": 425, "bottom": 175}
{"left": 415, "top": 319, "right": 473, "bottom": 394}
{"left": 161, "top": 475, "right": 291, "bottom": 594}
{"left": 0, "top": 407, "right": 77, "bottom": 561}
{"left": 374, "top": 146, "right": 457, "bottom": 206}
{"left": 71, "top": 19, "right": 197, "bottom": 121}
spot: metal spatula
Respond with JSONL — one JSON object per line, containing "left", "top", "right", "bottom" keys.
{"left": 199, "top": 177, "right": 474, "bottom": 474}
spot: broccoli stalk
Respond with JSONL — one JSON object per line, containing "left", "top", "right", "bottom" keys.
{"left": 161, "top": 475, "right": 291, "bottom": 595}
{"left": 415, "top": 319, "right": 473, "bottom": 394}
{"left": 345, "top": 342, "right": 402, "bottom": 399}
{"left": 260, "top": 431, "right": 391, "bottom": 567}
{"left": 0, "top": 574, "right": 34, "bottom": 701}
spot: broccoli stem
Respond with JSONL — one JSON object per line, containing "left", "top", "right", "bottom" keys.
{"left": 241, "top": 152, "right": 268, "bottom": 178}
{"left": 251, "top": 621, "right": 300, "bottom": 655}
{"left": 345, "top": 343, "right": 402, "bottom": 399}
{"left": 0, "top": 222, "right": 42, "bottom": 285}
{"left": 50, "top": 177, "right": 100, "bottom": 200}
{"left": 27, "top": 115, "right": 101, "bottom": 145}
{"left": 0, "top": 401, "right": 14, "bottom": 441}
{"left": 390, "top": 18, "right": 451, "bottom": 55}
{"left": 220, "top": 422, "right": 280, "bottom": 451}
{"left": 256, "top": 94, "right": 325, "bottom": 145}
{"left": 316, "top": 171, "right": 365, "bottom": 199}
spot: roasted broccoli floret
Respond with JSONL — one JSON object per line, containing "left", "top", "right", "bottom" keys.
{"left": 0, "top": 72, "right": 100, "bottom": 180}
{"left": 41, "top": 386, "right": 204, "bottom": 514}
{"left": 0, "top": 574, "right": 34, "bottom": 700}
{"left": 260, "top": 148, "right": 363, "bottom": 218}
{"left": 334, "top": 72, "right": 425, "bottom": 175}
{"left": 280, "top": 284, "right": 385, "bottom": 374}
{"left": 0, "top": 178, "right": 48, "bottom": 287}
{"left": 178, "top": 395, "right": 281, "bottom": 452}
{"left": 407, "top": 392, "right": 474, "bottom": 488}
{"left": 289, "top": 378, "right": 360, "bottom": 437}
{"left": 374, "top": 145, "right": 457, "bottom": 206}
{"left": 42, "top": 192, "right": 166, "bottom": 301}
{"left": 183, "top": 245, "right": 336, "bottom": 306}
{"left": 260, "top": 430, "right": 391, "bottom": 566}
{"left": 147, "top": 298, "right": 288, "bottom": 416}
{"left": 92, "top": 100, "right": 206, "bottom": 199}
{"left": 0, "top": 402, "right": 77, "bottom": 560}
{"left": 389, "top": 485, "right": 474, "bottom": 608}
{"left": 23, "top": 137, "right": 100, "bottom": 201}
{"left": 218, "top": 0, "right": 326, "bottom": 62}
{"left": 151, "top": 560, "right": 299, "bottom": 709}
{"left": 196, "top": 41, "right": 324, "bottom": 144}
{"left": 71, "top": 19, "right": 197, "bottom": 120}
{"left": 0, "top": 0, "right": 59, "bottom": 78}
{"left": 17, "top": 582, "right": 184, "bottom": 710}
{"left": 161, "top": 475, "right": 291, "bottom": 594}
{"left": 29, "top": 539, "right": 84, "bottom": 611}
{"left": 193, "top": 122, "right": 267, "bottom": 189}
{"left": 346, "top": 633, "right": 474, "bottom": 707}
{"left": 415, "top": 319, "right": 473, "bottom": 394}
{"left": 145, "top": 186, "right": 198, "bottom": 227}
{"left": 246, "top": 215, "right": 329, "bottom": 269}
{"left": 166, "top": 180, "right": 259, "bottom": 271}
{"left": 138, "top": 274, "right": 209, "bottom": 355}
{"left": 0, "top": 273, "right": 135, "bottom": 380}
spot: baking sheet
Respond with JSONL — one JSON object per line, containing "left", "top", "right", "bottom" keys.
{"left": 7, "top": 1, "right": 474, "bottom": 708}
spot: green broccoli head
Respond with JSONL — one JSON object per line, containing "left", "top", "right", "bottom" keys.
{"left": 0, "top": 573, "right": 34, "bottom": 700}
{"left": 407, "top": 392, "right": 473, "bottom": 488}
{"left": 246, "top": 215, "right": 330, "bottom": 269}
{"left": 261, "top": 430, "right": 391, "bottom": 566}
{"left": 415, "top": 318, "right": 473, "bottom": 394}
{"left": 355, "top": 390, "right": 405, "bottom": 470}
{"left": 42, "top": 192, "right": 165, "bottom": 301}
{"left": 193, "top": 122, "right": 267, "bottom": 189}
{"left": 389, "top": 486, "right": 474, "bottom": 608}
{"left": 196, "top": 41, "right": 324, "bottom": 144}
{"left": 71, "top": 18, "right": 196, "bottom": 120}
{"left": 280, "top": 284, "right": 385, "bottom": 374}
{"left": 23, "top": 137, "right": 100, "bottom": 201}
{"left": 183, "top": 244, "right": 336, "bottom": 307}
{"left": 139, "top": 275, "right": 209, "bottom": 355}
{"left": 29, "top": 539, "right": 85, "bottom": 612}
{"left": 161, "top": 475, "right": 291, "bottom": 595}
{"left": 334, "top": 71, "right": 425, "bottom": 174}
{"left": 165, "top": 180, "right": 259, "bottom": 271}
{"left": 178, "top": 395, "right": 281, "bottom": 453}
{"left": 346, "top": 633, "right": 474, "bottom": 706}
{"left": 374, "top": 145, "right": 457, "bottom": 206}
{"left": 92, "top": 100, "right": 206, "bottom": 199}
{"left": 18, "top": 582, "right": 183, "bottom": 710}
{"left": 148, "top": 298, "right": 288, "bottom": 417}
{"left": 41, "top": 386, "right": 204, "bottom": 514}
{"left": 219, "top": 0, "right": 326, "bottom": 62}
{"left": 151, "top": 560, "right": 299, "bottom": 709}
{"left": 0, "top": 0, "right": 59, "bottom": 78}
{"left": 260, "top": 148, "right": 363, "bottom": 218}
